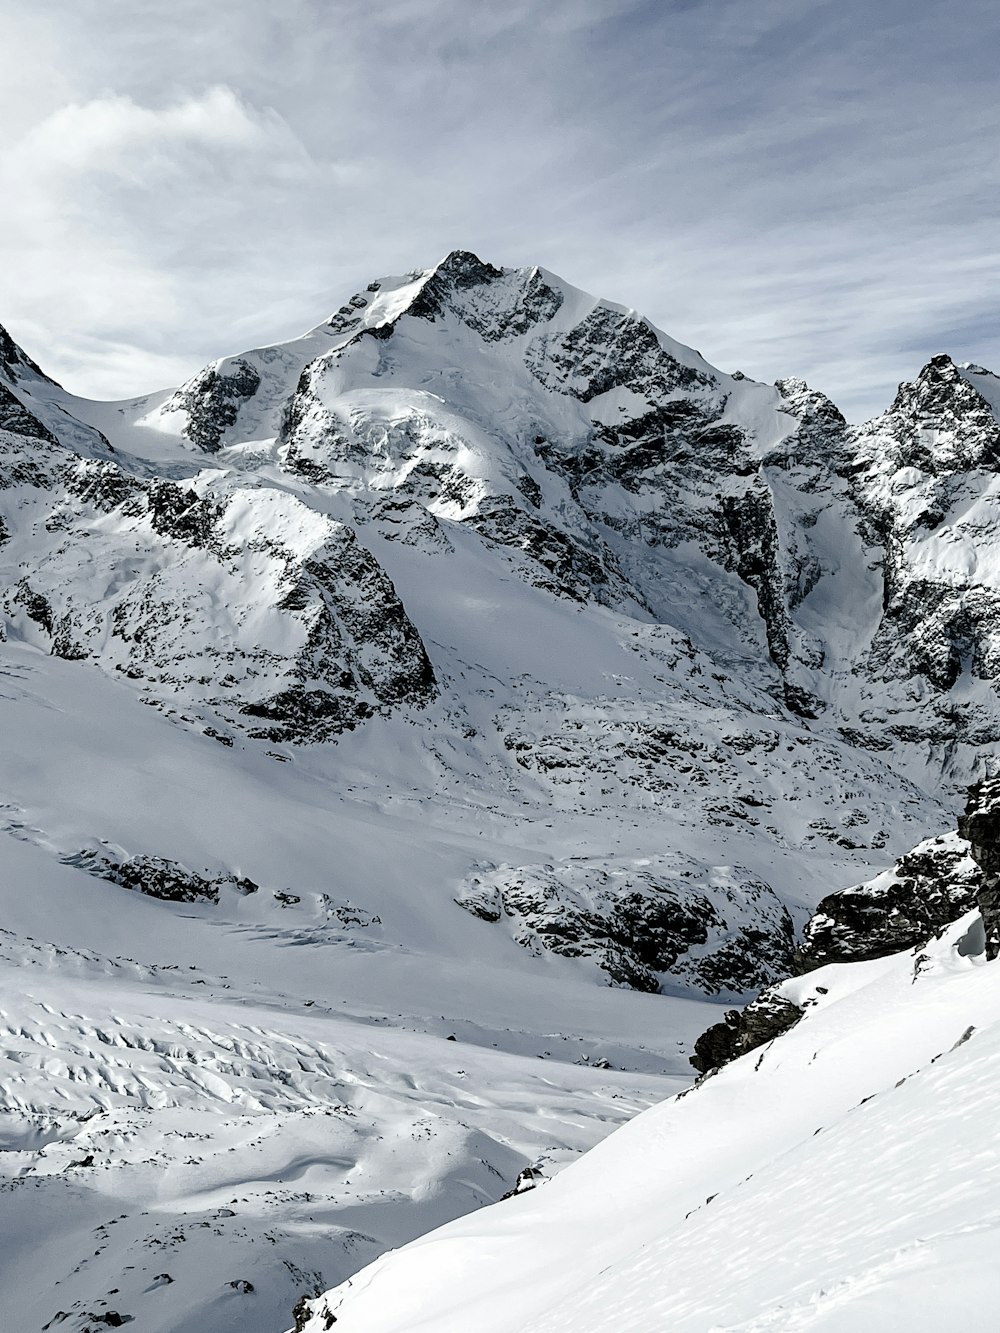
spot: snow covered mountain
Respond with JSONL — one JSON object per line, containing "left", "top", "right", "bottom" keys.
{"left": 2, "top": 250, "right": 1000, "bottom": 1329}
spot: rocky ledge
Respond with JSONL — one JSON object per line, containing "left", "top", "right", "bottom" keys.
{"left": 957, "top": 775, "right": 1000, "bottom": 958}
{"left": 796, "top": 832, "right": 982, "bottom": 970}
{"left": 455, "top": 856, "right": 795, "bottom": 997}
{"left": 692, "top": 781, "right": 1000, "bottom": 1072}
{"left": 690, "top": 986, "right": 804, "bottom": 1075}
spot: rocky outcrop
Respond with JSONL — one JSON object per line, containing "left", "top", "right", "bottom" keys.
{"left": 0, "top": 381, "right": 57, "bottom": 442}
{"left": 526, "top": 304, "right": 714, "bottom": 403}
{"left": 693, "top": 822, "right": 990, "bottom": 1073}
{"left": 469, "top": 494, "right": 637, "bottom": 606}
{"left": 241, "top": 528, "right": 437, "bottom": 742}
{"left": 745, "top": 787, "right": 1000, "bottom": 1064}
{"left": 689, "top": 986, "right": 804, "bottom": 1074}
{"left": 499, "top": 1165, "right": 546, "bottom": 1200}
{"left": 0, "top": 433, "right": 436, "bottom": 743}
{"left": 166, "top": 357, "right": 263, "bottom": 453}
{"left": 957, "top": 777, "right": 1000, "bottom": 958}
{"left": 292, "top": 1294, "right": 337, "bottom": 1333}
{"left": 455, "top": 858, "right": 795, "bottom": 997}
{"left": 61, "top": 848, "right": 260, "bottom": 904}
{"left": 769, "top": 377, "right": 850, "bottom": 469}
{"left": 692, "top": 806, "right": 1000, "bottom": 1073}
{"left": 527, "top": 359, "right": 851, "bottom": 710}
{"left": 797, "top": 833, "right": 982, "bottom": 970}
{"left": 718, "top": 479, "right": 793, "bottom": 675}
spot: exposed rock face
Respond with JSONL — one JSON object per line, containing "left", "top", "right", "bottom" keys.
{"left": 0, "top": 434, "right": 436, "bottom": 742}
{"left": 492, "top": 685, "right": 926, "bottom": 861}
{"left": 795, "top": 782, "right": 1000, "bottom": 975}
{"left": 239, "top": 527, "right": 436, "bottom": 742}
{"left": 797, "top": 833, "right": 983, "bottom": 970}
{"left": 718, "top": 479, "right": 793, "bottom": 676}
{"left": 851, "top": 356, "right": 1000, "bottom": 717}
{"left": 409, "top": 250, "right": 565, "bottom": 339}
{"left": 853, "top": 355, "right": 1000, "bottom": 483}
{"left": 689, "top": 987, "right": 804, "bottom": 1074}
{"left": 770, "top": 376, "right": 850, "bottom": 467}
{"left": 957, "top": 777, "right": 1000, "bottom": 958}
{"left": 455, "top": 857, "right": 795, "bottom": 996}
{"left": 0, "top": 321, "right": 51, "bottom": 384}
{"left": 499, "top": 1165, "right": 546, "bottom": 1200}
{"left": 293, "top": 1295, "right": 337, "bottom": 1333}
{"left": 525, "top": 304, "right": 713, "bottom": 402}
{"left": 61, "top": 848, "right": 259, "bottom": 903}
{"left": 166, "top": 358, "right": 263, "bottom": 453}
{"left": 693, "top": 813, "right": 999, "bottom": 1073}
{"left": 468, "top": 493, "right": 635, "bottom": 606}
{"left": 0, "top": 381, "right": 56, "bottom": 441}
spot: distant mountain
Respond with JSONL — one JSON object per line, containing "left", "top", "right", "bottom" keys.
{"left": 1, "top": 251, "right": 999, "bottom": 1329}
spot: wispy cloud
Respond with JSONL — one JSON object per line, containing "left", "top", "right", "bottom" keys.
{"left": 0, "top": 0, "right": 997, "bottom": 417}
{"left": 0, "top": 81, "right": 321, "bottom": 393}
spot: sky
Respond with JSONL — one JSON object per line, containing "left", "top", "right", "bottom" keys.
{"left": 0, "top": 0, "right": 998, "bottom": 421}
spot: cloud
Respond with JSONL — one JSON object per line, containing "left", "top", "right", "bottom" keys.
{"left": 0, "top": 84, "right": 322, "bottom": 393}
{"left": 0, "top": 0, "right": 998, "bottom": 417}
{"left": 14, "top": 86, "right": 291, "bottom": 164}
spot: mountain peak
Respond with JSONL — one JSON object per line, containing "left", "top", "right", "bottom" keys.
{"left": 0, "top": 321, "right": 54, "bottom": 388}
{"left": 403, "top": 250, "right": 564, "bottom": 336}
{"left": 852, "top": 349, "right": 1000, "bottom": 478}
{"left": 896, "top": 351, "right": 973, "bottom": 408}
{"left": 431, "top": 248, "right": 504, "bottom": 287}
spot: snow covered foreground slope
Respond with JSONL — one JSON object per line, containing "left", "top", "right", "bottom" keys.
{"left": 301, "top": 912, "right": 1000, "bottom": 1333}
{"left": 2, "top": 251, "right": 1000, "bottom": 1328}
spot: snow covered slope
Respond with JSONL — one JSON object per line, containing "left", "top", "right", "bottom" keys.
{"left": 300, "top": 911, "right": 1000, "bottom": 1333}
{"left": 1, "top": 250, "right": 1000, "bottom": 1328}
